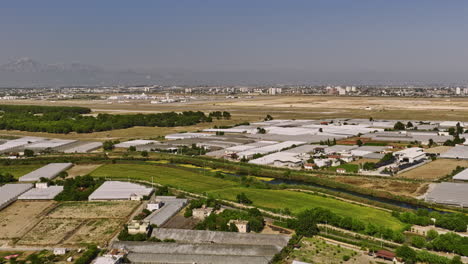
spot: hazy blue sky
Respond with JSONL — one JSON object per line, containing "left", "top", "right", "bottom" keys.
{"left": 1, "top": 0, "right": 468, "bottom": 74}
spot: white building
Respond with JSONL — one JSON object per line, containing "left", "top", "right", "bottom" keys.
{"left": 147, "top": 200, "right": 164, "bottom": 211}
{"left": 393, "top": 147, "right": 426, "bottom": 163}
{"left": 127, "top": 220, "right": 150, "bottom": 235}
{"left": 53, "top": 248, "right": 67, "bottom": 255}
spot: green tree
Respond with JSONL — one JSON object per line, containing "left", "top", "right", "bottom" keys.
{"left": 356, "top": 139, "right": 363, "bottom": 146}
{"left": 103, "top": 140, "right": 116, "bottom": 151}
{"left": 236, "top": 193, "right": 252, "bottom": 205}
{"left": 396, "top": 245, "right": 417, "bottom": 264}
{"left": 295, "top": 210, "right": 320, "bottom": 237}
{"left": 141, "top": 150, "right": 149, "bottom": 157}
{"left": 411, "top": 236, "right": 426, "bottom": 248}
{"left": 394, "top": 121, "right": 406, "bottom": 130}
{"left": 24, "top": 149, "right": 34, "bottom": 157}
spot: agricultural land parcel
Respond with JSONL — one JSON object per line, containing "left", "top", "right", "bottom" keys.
{"left": 89, "top": 163, "right": 404, "bottom": 230}
{"left": 6, "top": 201, "right": 139, "bottom": 247}
{"left": 398, "top": 159, "right": 468, "bottom": 180}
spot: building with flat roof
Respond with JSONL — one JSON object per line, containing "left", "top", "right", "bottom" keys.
{"left": 425, "top": 182, "right": 468, "bottom": 207}
{"left": 18, "top": 186, "right": 64, "bottom": 200}
{"left": 146, "top": 196, "right": 188, "bottom": 226}
{"left": 393, "top": 147, "right": 426, "bottom": 163}
{"left": 0, "top": 183, "right": 33, "bottom": 210}
{"left": 453, "top": 168, "right": 468, "bottom": 181}
{"left": 18, "top": 163, "right": 73, "bottom": 182}
{"left": 88, "top": 181, "right": 153, "bottom": 201}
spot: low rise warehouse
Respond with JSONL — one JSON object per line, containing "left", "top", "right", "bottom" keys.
{"left": 0, "top": 183, "right": 33, "bottom": 210}
{"left": 18, "top": 163, "right": 73, "bottom": 182}
{"left": 425, "top": 182, "right": 468, "bottom": 207}
{"left": 88, "top": 181, "right": 153, "bottom": 201}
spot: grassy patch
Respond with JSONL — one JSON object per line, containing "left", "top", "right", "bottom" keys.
{"left": 208, "top": 188, "right": 404, "bottom": 230}
{"left": 328, "top": 163, "right": 359, "bottom": 173}
{"left": 0, "top": 164, "right": 42, "bottom": 178}
{"left": 89, "top": 163, "right": 239, "bottom": 193}
{"left": 89, "top": 163, "right": 404, "bottom": 229}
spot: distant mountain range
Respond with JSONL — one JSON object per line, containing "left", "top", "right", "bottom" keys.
{"left": 0, "top": 58, "right": 156, "bottom": 87}
{"left": 0, "top": 58, "right": 467, "bottom": 87}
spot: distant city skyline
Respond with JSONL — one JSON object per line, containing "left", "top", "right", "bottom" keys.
{"left": 1, "top": 0, "right": 468, "bottom": 85}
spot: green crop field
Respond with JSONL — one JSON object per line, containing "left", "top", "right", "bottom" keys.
{"left": 0, "top": 164, "right": 42, "bottom": 178}
{"left": 89, "top": 163, "right": 404, "bottom": 230}
{"left": 89, "top": 163, "right": 239, "bottom": 193}
{"left": 207, "top": 188, "right": 404, "bottom": 230}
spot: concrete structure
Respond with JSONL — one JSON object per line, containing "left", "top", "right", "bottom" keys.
{"left": 128, "top": 220, "right": 150, "bottom": 235}
{"left": 453, "top": 168, "right": 468, "bottom": 181}
{"left": 53, "top": 248, "right": 67, "bottom": 255}
{"left": 229, "top": 219, "right": 249, "bottom": 233}
{"left": 88, "top": 181, "right": 153, "bottom": 201}
{"left": 192, "top": 206, "right": 213, "bottom": 220}
{"left": 425, "top": 182, "right": 468, "bottom": 207}
{"left": 146, "top": 196, "right": 188, "bottom": 226}
{"left": 0, "top": 183, "right": 33, "bottom": 210}
{"left": 147, "top": 199, "right": 163, "bottom": 211}
{"left": 18, "top": 185, "right": 64, "bottom": 200}
{"left": 19, "top": 163, "right": 73, "bottom": 182}
{"left": 393, "top": 147, "right": 426, "bottom": 163}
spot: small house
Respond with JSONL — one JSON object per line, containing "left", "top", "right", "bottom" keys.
{"left": 127, "top": 220, "right": 150, "bottom": 235}
{"left": 304, "top": 163, "right": 315, "bottom": 170}
{"left": 130, "top": 193, "right": 144, "bottom": 201}
{"left": 53, "top": 248, "right": 67, "bottom": 255}
{"left": 35, "top": 182, "right": 49, "bottom": 189}
{"left": 147, "top": 200, "right": 164, "bottom": 211}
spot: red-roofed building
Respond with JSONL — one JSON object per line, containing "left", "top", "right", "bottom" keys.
{"left": 375, "top": 250, "right": 396, "bottom": 261}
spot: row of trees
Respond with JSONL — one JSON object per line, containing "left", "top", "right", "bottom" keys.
{"left": 0, "top": 104, "right": 91, "bottom": 114}
{"left": 396, "top": 245, "right": 463, "bottom": 264}
{"left": 0, "top": 107, "right": 228, "bottom": 134}
{"left": 394, "top": 209, "right": 468, "bottom": 232}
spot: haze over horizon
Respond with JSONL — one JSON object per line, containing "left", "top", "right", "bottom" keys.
{"left": 1, "top": 0, "right": 468, "bottom": 86}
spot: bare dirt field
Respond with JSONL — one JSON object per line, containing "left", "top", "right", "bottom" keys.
{"left": 47, "top": 201, "right": 139, "bottom": 219}
{"left": 66, "top": 164, "right": 102, "bottom": 177}
{"left": 0, "top": 201, "right": 56, "bottom": 239}
{"left": 18, "top": 218, "right": 83, "bottom": 245}
{"left": 332, "top": 176, "right": 429, "bottom": 197}
{"left": 161, "top": 209, "right": 199, "bottom": 229}
{"left": 398, "top": 159, "right": 468, "bottom": 180}
{"left": 64, "top": 218, "right": 123, "bottom": 245}
{"left": 424, "top": 146, "right": 453, "bottom": 154}
{"left": 8, "top": 201, "right": 139, "bottom": 247}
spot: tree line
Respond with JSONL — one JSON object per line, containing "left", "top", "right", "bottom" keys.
{"left": 0, "top": 104, "right": 228, "bottom": 133}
